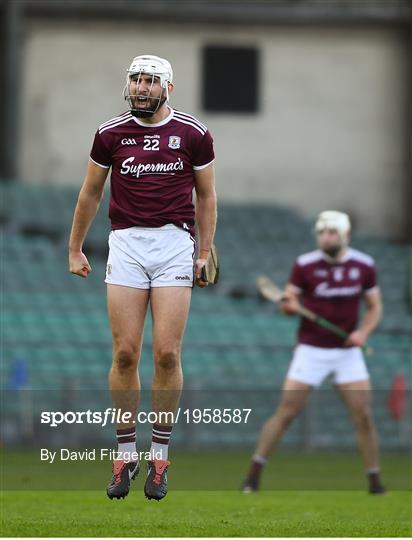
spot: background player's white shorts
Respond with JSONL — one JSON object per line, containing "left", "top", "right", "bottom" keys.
{"left": 105, "top": 224, "right": 195, "bottom": 289}
{"left": 286, "top": 344, "right": 369, "bottom": 387}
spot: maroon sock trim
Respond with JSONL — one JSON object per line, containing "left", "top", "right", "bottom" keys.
{"left": 247, "top": 460, "right": 264, "bottom": 481}
{"left": 152, "top": 423, "right": 173, "bottom": 445}
{"left": 117, "top": 436, "right": 135, "bottom": 443}
{"left": 117, "top": 427, "right": 136, "bottom": 436}
{"left": 116, "top": 427, "right": 136, "bottom": 444}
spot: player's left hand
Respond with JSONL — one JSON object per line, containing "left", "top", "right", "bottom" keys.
{"left": 345, "top": 330, "right": 368, "bottom": 348}
{"left": 194, "top": 258, "right": 208, "bottom": 288}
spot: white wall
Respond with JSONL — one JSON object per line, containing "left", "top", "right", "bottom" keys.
{"left": 20, "top": 20, "right": 407, "bottom": 237}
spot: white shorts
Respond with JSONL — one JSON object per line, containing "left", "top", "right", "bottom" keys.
{"left": 286, "top": 344, "right": 369, "bottom": 387}
{"left": 105, "top": 224, "right": 196, "bottom": 289}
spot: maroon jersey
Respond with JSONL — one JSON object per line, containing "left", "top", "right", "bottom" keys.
{"left": 289, "top": 248, "right": 378, "bottom": 348}
{"left": 89, "top": 107, "right": 215, "bottom": 237}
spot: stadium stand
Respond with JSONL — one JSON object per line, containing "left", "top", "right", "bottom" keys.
{"left": 1, "top": 183, "right": 411, "bottom": 449}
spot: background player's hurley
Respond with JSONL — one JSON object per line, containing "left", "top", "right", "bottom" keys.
{"left": 200, "top": 244, "right": 220, "bottom": 284}
{"left": 256, "top": 276, "right": 373, "bottom": 355}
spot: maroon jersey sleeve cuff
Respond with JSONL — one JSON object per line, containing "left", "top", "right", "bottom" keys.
{"left": 193, "top": 159, "right": 215, "bottom": 171}
{"left": 192, "top": 130, "right": 215, "bottom": 169}
{"left": 364, "top": 285, "right": 379, "bottom": 295}
{"left": 89, "top": 156, "right": 110, "bottom": 169}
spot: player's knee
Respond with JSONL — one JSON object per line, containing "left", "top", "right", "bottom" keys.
{"left": 113, "top": 348, "right": 138, "bottom": 373}
{"left": 155, "top": 348, "right": 180, "bottom": 373}
{"left": 278, "top": 401, "right": 301, "bottom": 426}
{"left": 353, "top": 404, "right": 373, "bottom": 430}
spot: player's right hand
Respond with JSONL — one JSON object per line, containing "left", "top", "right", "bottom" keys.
{"left": 280, "top": 291, "right": 300, "bottom": 316}
{"left": 194, "top": 257, "right": 208, "bottom": 288}
{"left": 69, "top": 250, "right": 92, "bottom": 278}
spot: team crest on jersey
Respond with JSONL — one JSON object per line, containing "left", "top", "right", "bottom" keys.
{"left": 349, "top": 267, "right": 360, "bottom": 280}
{"left": 168, "top": 136, "right": 181, "bottom": 149}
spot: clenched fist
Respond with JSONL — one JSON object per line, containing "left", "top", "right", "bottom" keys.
{"left": 69, "top": 250, "right": 92, "bottom": 278}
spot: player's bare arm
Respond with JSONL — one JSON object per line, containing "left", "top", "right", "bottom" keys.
{"left": 194, "top": 162, "right": 217, "bottom": 288}
{"left": 68, "top": 160, "right": 109, "bottom": 277}
{"left": 345, "top": 288, "right": 383, "bottom": 347}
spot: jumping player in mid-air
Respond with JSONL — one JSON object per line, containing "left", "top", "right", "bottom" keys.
{"left": 68, "top": 55, "right": 217, "bottom": 500}
{"left": 242, "top": 211, "right": 385, "bottom": 494}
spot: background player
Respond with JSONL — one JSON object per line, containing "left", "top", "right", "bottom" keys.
{"left": 68, "top": 55, "right": 217, "bottom": 501}
{"left": 242, "top": 211, "right": 385, "bottom": 494}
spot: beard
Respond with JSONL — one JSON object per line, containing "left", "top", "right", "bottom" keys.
{"left": 322, "top": 245, "right": 342, "bottom": 258}
{"left": 130, "top": 94, "right": 166, "bottom": 118}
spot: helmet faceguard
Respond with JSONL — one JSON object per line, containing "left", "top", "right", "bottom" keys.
{"left": 123, "top": 55, "right": 173, "bottom": 118}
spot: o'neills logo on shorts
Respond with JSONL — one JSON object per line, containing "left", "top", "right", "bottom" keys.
{"left": 120, "top": 157, "right": 184, "bottom": 178}
{"left": 175, "top": 275, "right": 191, "bottom": 281}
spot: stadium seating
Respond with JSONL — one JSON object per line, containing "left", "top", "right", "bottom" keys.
{"left": 1, "top": 183, "right": 411, "bottom": 449}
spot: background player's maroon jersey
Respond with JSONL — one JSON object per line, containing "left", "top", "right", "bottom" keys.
{"left": 89, "top": 107, "right": 215, "bottom": 237}
{"left": 289, "top": 248, "right": 378, "bottom": 348}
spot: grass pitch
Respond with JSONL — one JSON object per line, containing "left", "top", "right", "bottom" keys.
{"left": 2, "top": 490, "right": 411, "bottom": 537}
{"left": 1, "top": 452, "right": 411, "bottom": 537}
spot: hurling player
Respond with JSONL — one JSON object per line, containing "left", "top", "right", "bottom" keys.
{"left": 69, "top": 55, "right": 217, "bottom": 501}
{"left": 242, "top": 211, "right": 385, "bottom": 494}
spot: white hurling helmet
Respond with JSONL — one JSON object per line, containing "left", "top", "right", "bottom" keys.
{"left": 123, "top": 55, "right": 173, "bottom": 117}
{"left": 315, "top": 210, "right": 351, "bottom": 240}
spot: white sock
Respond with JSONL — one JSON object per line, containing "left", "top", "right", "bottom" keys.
{"left": 253, "top": 454, "right": 267, "bottom": 465}
{"left": 150, "top": 441, "right": 168, "bottom": 461}
{"left": 117, "top": 441, "right": 137, "bottom": 461}
{"left": 150, "top": 424, "right": 172, "bottom": 461}
{"left": 367, "top": 467, "right": 380, "bottom": 475}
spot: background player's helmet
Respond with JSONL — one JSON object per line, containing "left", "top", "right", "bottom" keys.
{"left": 315, "top": 211, "right": 351, "bottom": 240}
{"left": 123, "top": 55, "right": 173, "bottom": 118}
